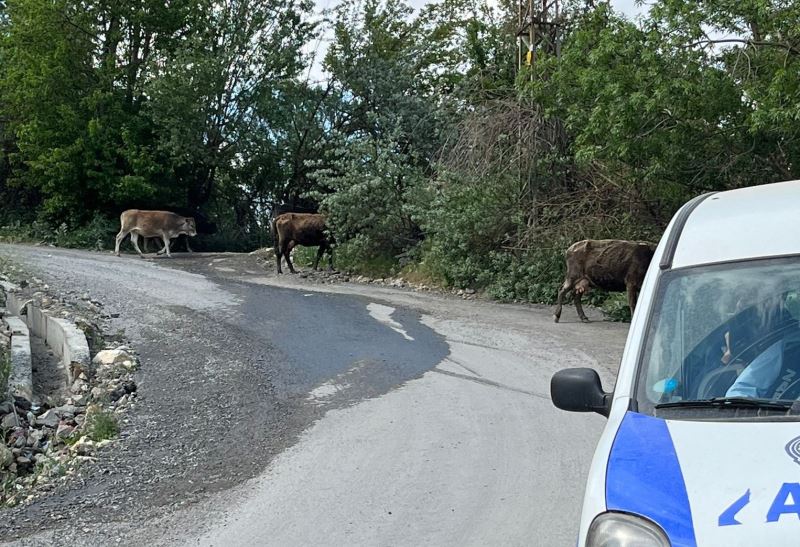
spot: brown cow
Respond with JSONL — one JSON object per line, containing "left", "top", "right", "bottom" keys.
{"left": 114, "top": 210, "right": 197, "bottom": 258}
{"left": 553, "top": 239, "right": 656, "bottom": 323}
{"left": 272, "top": 213, "right": 334, "bottom": 274}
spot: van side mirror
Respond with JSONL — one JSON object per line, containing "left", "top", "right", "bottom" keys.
{"left": 551, "top": 368, "right": 611, "bottom": 417}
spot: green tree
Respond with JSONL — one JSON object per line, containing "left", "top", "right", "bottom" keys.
{"left": 0, "top": 0, "right": 201, "bottom": 222}
{"left": 311, "top": 0, "right": 472, "bottom": 258}
{"left": 146, "top": 0, "right": 314, "bottom": 211}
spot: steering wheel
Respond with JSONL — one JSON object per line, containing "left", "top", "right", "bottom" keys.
{"left": 696, "top": 363, "right": 746, "bottom": 399}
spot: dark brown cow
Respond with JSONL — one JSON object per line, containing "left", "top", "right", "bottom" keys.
{"left": 272, "top": 213, "right": 334, "bottom": 274}
{"left": 114, "top": 209, "right": 197, "bottom": 258}
{"left": 553, "top": 239, "right": 656, "bottom": 323}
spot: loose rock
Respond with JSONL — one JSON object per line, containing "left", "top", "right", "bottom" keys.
{"left": 92, "top": 349, "right": 134, "bottom": 367}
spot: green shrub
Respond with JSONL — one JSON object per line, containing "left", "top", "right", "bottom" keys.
{"left": 85, "top": 408, "right": 119, "bottom": 441}
{"left": 330, "top": 238, "right": 397, "bottom": 278}
{"left": 596, "top": 292, "right": 633, "bottom": 322}
{"left": 0, "top": 215, "right": 118, "bottom": 250}
{"left": 192, "top": 227, "right": 267, "bottom": 252}
{"left": 0, "top": 220, "right": 50, "bottom": 244}
{"left": 54, "top": 214, "right": 118, "bottom": 250}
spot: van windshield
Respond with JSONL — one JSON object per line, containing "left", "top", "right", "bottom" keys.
{"left": 635, "top": 257, "right": 800, "bottom": 417}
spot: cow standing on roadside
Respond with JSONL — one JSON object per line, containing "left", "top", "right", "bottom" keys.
{"left": 553, "top": 239, "right": 656, "bottom": 323}
{"left": 272, "top": 213, "right": 334, "bottom": 274}
{"left": 114, "top": 209, "right": 197, "bottom": 258}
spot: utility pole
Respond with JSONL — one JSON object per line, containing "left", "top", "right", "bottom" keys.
{"left": 514, "top": 0, "right": 566, "bottom": 232}
{"left": 516, "top": 0, "right": 562, "bottom": 77}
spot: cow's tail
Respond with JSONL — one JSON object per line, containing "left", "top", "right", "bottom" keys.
{"left": 270, "top": 215, "right": 277, "bottom": 247}
{"left": 271, "top": 215, "right": 284, "bottom": 275}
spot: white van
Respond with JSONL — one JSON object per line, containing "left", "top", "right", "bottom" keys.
{"left": 551, "top": 180, "right": 800, "bottom": 547}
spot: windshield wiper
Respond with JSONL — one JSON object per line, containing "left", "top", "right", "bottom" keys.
{"left": 656, "top": 397, "right": 794, "bottom": 410}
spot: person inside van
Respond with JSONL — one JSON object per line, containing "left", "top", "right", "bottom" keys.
{"left": 725, "top": 293, "right": 800, "bottom": 399}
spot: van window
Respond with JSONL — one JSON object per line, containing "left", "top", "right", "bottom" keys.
{"left": 636, "top": 257, "right": 800, "bottom": 416}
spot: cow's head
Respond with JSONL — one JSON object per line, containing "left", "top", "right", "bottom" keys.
{"left": 184, "top": 217, "right": 198, "bottom": 237}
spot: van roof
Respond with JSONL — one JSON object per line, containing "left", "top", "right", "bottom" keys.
{"left": 671, "top": 179, "right": 800, "bottom": 269}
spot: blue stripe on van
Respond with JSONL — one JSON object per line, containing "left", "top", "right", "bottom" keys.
{"left": 606, "top": 411, "right": 696, "bottom": 546}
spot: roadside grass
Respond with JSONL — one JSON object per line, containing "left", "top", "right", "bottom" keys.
{"left": 85, "top": 408, "right": 119, "bottom": 442}
{"left": 1, "top": 472, "right": 15, "bottom": 505}
{"left": 0, "top": 221, "right": 47, "bottom": 245}
{"left": 332, "top": 242, "right": 397, "bottom": 278}
{"left": 398, "top": 260, "right": 445, "bottom": 288}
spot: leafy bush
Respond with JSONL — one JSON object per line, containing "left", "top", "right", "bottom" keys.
{"left": 0, "top": 220, "right": 51, "bottom": 244}
{"left": 481, "top": 246, "right": 568, "bottom": 303}
{"left": 328, "top": 238, "right": 397, "bottom": 278}
{"left": 597, "top": 292, "right": 632, "bottom": 322}
{"left": 0, "top": 214, "right": 117, "bottom": 250}
{"left": 53, "top": 214, "right": 118, "bottom": 250}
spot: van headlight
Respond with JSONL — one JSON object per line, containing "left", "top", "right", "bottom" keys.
{"left": 587, "top": 512, "right": 670, "bottom": 547}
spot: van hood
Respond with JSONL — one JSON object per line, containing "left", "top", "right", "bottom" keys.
{"left": 606, "top": 412, "right": 800, "bottom": 547}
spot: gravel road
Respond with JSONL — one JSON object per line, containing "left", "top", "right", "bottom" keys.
{"left": 0, "top": 245, "right": 628, "bottom": 546}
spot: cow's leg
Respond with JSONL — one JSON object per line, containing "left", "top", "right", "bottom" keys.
{"left": 161, "top": 234, "right": 172, "bottom": 258}
{"left": 284, "top": 241, "right": 297, "bottom": 274}
{"left": 155, "top": 237, "right": 173, "bottom": 256}
{"left": 142, "top": 238, "right": 151, "bottom": 254}
{"left": 162, "top": 234, "right": 188, "bottom": 254}
{"left": 627, "top": 284, "right": 639, "bottom": 316}
{"left": 553, "top": 280, "right": 572, "bottom": 323}
{"left": 574, "top": 290, "right": 589, "bottom": 323}
{"left": 130, "top": 232, "right": 144, "bottom": 257}
{"left": 327, "top": 246, "right": 334, "bottom": 271}
{"left": 275, "top": 242, "right": 283, "bottom": 274}
{"left": 313, "top": 244, "right": 325, "bottom": 270}
{"left": 114, "top": 229, "right": 129, "bottom": 257}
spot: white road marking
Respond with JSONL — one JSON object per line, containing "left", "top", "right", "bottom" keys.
{"left": 367, "top": 303, "right": 414, "bottom": 341}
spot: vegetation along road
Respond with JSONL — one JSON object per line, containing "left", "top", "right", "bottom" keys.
{"left": 0, "top": 245, "right": 628, "bottom": 546}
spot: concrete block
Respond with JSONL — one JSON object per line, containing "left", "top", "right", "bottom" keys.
{"left": 26, "top": 303, "right": 48, "bottom": 340}
{"left": 6, "top": 293, "right": 31, "bottom": 317}
{"left": 45, "top": 314, "right": 67, "bottom": 359}
{"left": 2, "top": 316, "right": 32, "bottom": 401}
{"left": 3, "top": 315, "right": 28, "bottom": 336}
{"left": 46, "top": 316, "right": 90, "bottom": 383}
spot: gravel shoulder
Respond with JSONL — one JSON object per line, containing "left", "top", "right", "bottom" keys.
{"left": 0, "top": 246, "right": 313, "bottom": 544}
